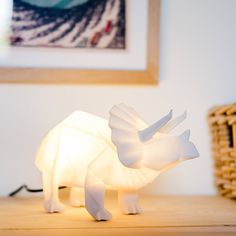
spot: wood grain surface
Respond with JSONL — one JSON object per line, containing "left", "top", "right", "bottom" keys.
{"left": 0, "top": 192, "right": 236, "bottom": 235}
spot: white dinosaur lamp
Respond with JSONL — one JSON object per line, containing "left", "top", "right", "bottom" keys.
{"left": 35, "top": 104, "right": 199, "bottom": 221}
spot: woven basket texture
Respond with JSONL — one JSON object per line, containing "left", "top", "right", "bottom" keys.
{"left": 208, "top": 104, "right": 236, "bottom": 199}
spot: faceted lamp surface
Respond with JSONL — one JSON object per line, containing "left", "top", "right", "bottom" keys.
{"left": 35, "top": 104, "right": 199, "bottom": 221}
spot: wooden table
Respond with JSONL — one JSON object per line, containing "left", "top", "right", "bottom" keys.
{"left": 0, "top": 192, "right": 236, "bottom": 235}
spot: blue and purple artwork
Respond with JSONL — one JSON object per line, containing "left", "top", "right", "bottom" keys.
{"left": 10, "top": 0, "right": 126, "bottom": 49}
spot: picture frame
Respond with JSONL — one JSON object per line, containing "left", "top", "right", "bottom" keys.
{"left": 0, "top": 0, "right": 160, "bottom": 85}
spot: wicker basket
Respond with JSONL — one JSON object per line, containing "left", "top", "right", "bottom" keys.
{"left": 208, "top": 104, "right": 236, "bottom": 199}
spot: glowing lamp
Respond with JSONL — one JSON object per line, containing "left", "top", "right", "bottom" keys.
{"left": 35, "top": 104, "right": 199, "bottom": 221}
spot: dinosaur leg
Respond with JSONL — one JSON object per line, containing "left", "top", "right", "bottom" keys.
{"left": 70, "top": 187, "right": 85, "bottom": 207}
{"left": 118, "top": 190, "right": 142, "bottom": 215}
{"left": 43, "top": 169, "right": 65, "bottom": 213}
{"left": 85, "top": 169, "right": 111, "bottom": 221}
{"left": 85, "top": 148, "right": 112, "bottom": 221}
{"left": 42, "top": 172, "right": 51, "bottom": 204}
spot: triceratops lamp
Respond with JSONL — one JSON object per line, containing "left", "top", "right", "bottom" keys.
{"left": 35, "top": 104, "right": 199, "bottom": 221}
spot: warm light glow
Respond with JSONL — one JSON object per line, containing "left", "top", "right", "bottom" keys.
{"left": 35, "top": 104, "right": 199, "bottom": 221}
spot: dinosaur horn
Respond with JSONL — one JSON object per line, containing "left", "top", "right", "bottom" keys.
{"left": 139, "top": 110, "right": 173, "bottom": 142}
{"left": 159, "top": 111, "right": 187, "bottom": 133}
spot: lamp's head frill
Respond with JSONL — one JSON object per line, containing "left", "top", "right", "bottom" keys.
{"left": 109, "top": 104, "right": 199, "bottom": 172}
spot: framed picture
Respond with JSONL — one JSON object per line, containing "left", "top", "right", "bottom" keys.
{"left": 0, "top": 0, "right": 160, "bottom": 84}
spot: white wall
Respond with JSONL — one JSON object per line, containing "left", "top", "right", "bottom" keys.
{"left": 1, "top": 0, "right": 236, "bottom": 196}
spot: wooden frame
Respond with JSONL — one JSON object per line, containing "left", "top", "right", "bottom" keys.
{"left": 0, "top": 0, "right": 160, "bottom": 85}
